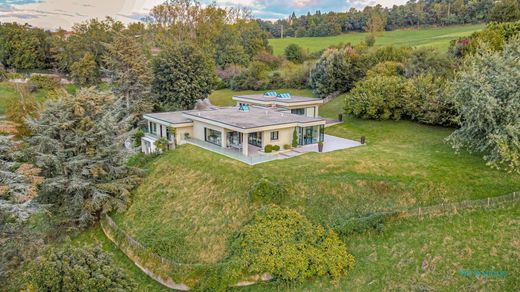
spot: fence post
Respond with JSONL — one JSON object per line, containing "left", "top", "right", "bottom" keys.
{"left": 419, "top": 207, "right": 421, "bottom": 217}
{"left": 488, "top": 197, "right": 490, "bottom": 207}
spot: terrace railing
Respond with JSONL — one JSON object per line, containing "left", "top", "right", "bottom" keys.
{"left": 185, "top": 138, "right": 278, "bottom": 165}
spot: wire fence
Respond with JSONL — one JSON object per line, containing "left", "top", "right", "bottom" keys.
{"left": 398, "top": 191, "right": 519, "bottom": 218}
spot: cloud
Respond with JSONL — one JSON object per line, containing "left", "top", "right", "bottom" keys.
{"left": 0, "top": 0, "right": 408, "bottom": 29}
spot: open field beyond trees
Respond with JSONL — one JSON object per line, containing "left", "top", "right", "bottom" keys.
{"left": 268, "top": 24, "right": 484, "bottom": 55}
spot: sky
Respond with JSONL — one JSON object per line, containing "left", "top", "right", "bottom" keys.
{"left": 0, "top": 0, "right": 408, "bottom": 30}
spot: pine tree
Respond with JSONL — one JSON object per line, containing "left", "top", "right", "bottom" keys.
{"left": 25, "top": 88, "right": 142, "bottom": 226}
{"left": 103, "top": 34, "right": 153, "bottom": 124}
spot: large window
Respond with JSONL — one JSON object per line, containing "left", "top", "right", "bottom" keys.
{"left": 291, "top": 108, "right": 305, "bottom": 115}
{"left": 298, "top": 126, "right": 320, "bottom": 145}
{"left": 205, "top": 128, "right": 222, "bottom": 146}
{"left": 227, "top": 131, "right": 242, "bottom": 147}
{"left": 270, "top": 131, "right": 279, "bottom": 141}
{"left": 248, "top": 132, "right": 262, "bottom": 147}
{"left": 149, "top": 122, "right": 157, "bottom": 135}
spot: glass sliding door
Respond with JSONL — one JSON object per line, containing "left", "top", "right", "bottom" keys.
{"left": 227, "top": 131, "right": 242, "bottom": 147}
{"left": 298, "top": 126, "right": 320, "bottom": 145}
{"left": 248, "top": 132, "right": 262, "bottom": 147}
{"left": 204, "top": 128, "right": 222, "bottom": 146}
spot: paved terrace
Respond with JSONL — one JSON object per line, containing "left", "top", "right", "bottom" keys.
{"left": 183, "top": 106, "right": 325, "bottom": 130}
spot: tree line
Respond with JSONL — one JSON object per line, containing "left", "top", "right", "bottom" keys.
{"left": 257, "top": 0, "right": 520, "bottom": 38}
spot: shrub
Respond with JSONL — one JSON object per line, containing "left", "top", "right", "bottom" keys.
{"left": 28, "top": 75, "right": 60, "bottom": 90}
{"left": 272, "top": 145, "right": 280, "bottom": 151}
{"left": 279, "top": 61, "right": 313, "bottom": 89}
{"left": 154, "top": 137, "right": 170, "bottom": 153}
{"left": 284, "top": 44, "right": 306, "bottom": 64}
{"left": 332, "top": 212, "right": 397, "bottom": 238}
{"left": 133, "top": 128, "right": 145, "bottom": 147}
{"left": 254, "top": 51, "right": 282, "bottom": 69}
{"left": 0, "top": 69, "right": 6, "bottom": 81}
{"left": 292, "top": 129, "right": 298, "bottom": 147}
{"left": 264, "top": 144, "right": 273, "bottom": 153}
{"left": 25, "top": 246, "right": 136, "bottom": 291}
{"left": 345, "top": 75, "right": 414, "bottom": 120}
{"left": 248, "top": 178, "right": 288, "bottom": 204}
{"left": 283, "top": 144, "right": 291, "bottom": 150}
{"left": 229, "top": 205, "right": 355, "bottom": 282}
{"left": 365, "top": 34, "right": 376, "bottom": 47}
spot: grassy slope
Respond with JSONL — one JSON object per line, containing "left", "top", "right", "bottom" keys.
{"left": 113, "top": 108, "right": 520, "bottom": 265}
{"left": 0, "top": 82, "right": 18, "bottom": 114}
{"left": 269, "top": 24, "right": 484, "bottom": 55}
{"left": 209, "top": 88, "right": 315, "bottom": 106}
{"left": 242, "top": 202, "right": 520, "bottom": 291}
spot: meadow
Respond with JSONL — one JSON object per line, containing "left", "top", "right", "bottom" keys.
{"left": 268, "top": 24, "right": 484, "bottom": 55}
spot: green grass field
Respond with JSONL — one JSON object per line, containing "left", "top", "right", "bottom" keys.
{"left": 269, "top": 24, "right": 484, "bottom": 55}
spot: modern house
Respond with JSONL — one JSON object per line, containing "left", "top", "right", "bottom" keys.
{"left": 141, "top": 92, "right": 330, "bottom": 164}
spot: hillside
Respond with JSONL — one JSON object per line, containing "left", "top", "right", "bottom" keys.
{"left": 268, "top": 24, "right": 484, "bottom": 55}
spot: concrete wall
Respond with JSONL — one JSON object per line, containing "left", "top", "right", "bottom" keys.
{"left": 175, "top": 126, "right": 193, "bottom": 145}
{"left": 263, "top": 127, "right": 294, "bottom": 148}
{"left": 192, "top": 120, "right": 226, "bottom": 146}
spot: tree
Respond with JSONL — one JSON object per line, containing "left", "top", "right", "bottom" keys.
{"left": 26, "top": 246, "right": 135, "bottom": 291}
{"left": 228, "top": 205, "right": 355, "bottom": 283}
{"left": 5, "top": 84, "right": 40, "bottom": 137}
{"left": 152, "top": 42, "right": 215, "bottom": 110}
{"left": 103, "top": 34, "right": 153, "bottom": 123}
{"left": 490, "top": 0, "right": 520, "bottom": 22}
{"left": 25, "top": 89, "right": 142, "bottom": 226}
{"left": 404, "top": 48, "right": 453, "bottom": 78}
{"left": 345, "top": 75, "right": 414, "bottom": 120}
{"left": 71, "top": 52, "right": 100, "bottom": 87}
{"left": 310, "top": 47, "right": 365, "bottom": 98}
{"left": 0, "top": 23, "right": 50, "bottom": 70}
{"left": 447, "top": 37, "right": 520, "bottom": 173}
{"left": 284, "top": 44, "right": 306, "bottom": 64}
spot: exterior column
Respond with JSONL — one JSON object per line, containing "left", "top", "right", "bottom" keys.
{"left": 242, "top": 132, "right": 248, "bottom": 156}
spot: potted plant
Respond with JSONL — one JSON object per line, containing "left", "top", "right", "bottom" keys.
{"left": 318, "top": 141, "right": 324, "bottom": 152}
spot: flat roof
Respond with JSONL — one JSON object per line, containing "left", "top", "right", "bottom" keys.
{"left": 143, "top": 112, "right": 192, "bottom": 125}
{"left": 233, "top": 94, "right": 322, "bottom": 104}
{"left": 183, "top": 106, "right": 325, "bottom": 129}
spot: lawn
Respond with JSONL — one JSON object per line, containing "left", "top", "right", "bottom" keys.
{"left": 112, "top": 115, "right": 520, "bottom": 266}
{"left": 209, "top": 88, "right": 315, "bottom": 106}
{"left": 269, "top": 24, "right": 484, "bottom": 55}
{"left": 0, "top": 82, "right": 50, "bottom": 115}
{"left": 242, "top": 202, "right": 520, "bottom": 291}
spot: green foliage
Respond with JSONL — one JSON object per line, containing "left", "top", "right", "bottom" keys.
{"left": 26, "top": 245, "right": 136, "bottom": 291}
{"left": 366, "top": 61, "right": 405, "bottom": 77}
{"left": 229, "top": 205, "right": 355, "bottom": 282}
{"left": 284, "top": 44, "right": 306, "bottom": 64}
{"left": 230, "top": 61, "right": 270, "bottom": 90}
{"left": 447, "top": 37, "right": 520, "bottom": 173}
{"left": 152, "top": 42, "right": 215, "bottom": 110}
{"left": 310, "top": 46, "right": 366, "bottom": 98}
{"left": 283, "top": 144, "right": 291, "bottom": 150}
{"left": 345, "top": 75, "right": 414, "bottom": 120}
{"left": 25, "top": 88, "right": 142, "bottom": 226}
{"left": 490, "top": 0, "right": 520, "bottom": 22}
{"left": 28, "top": 75, "right": 60, "bottom": 91}
{"left": 292, "top": 128, "right": 298, "bottom": 147}
{"left": 404, "top": 48, "right": 453, "bottom": 78}
{"left": 5, "top": 85, "right": 40, "bottom": 137}
{"left": 133, "top": 128, "right": 145, "bottom": 147}
{"left": 365, "top": 34, "right": 376, "bottom": 47}
{"left": 154, "top": 137, "right": 170, "bottom": 153}
{"left": 409, "top": 74, "right": 456, "bottom": 126}
{"left": 104, "top": 34, "right": 153, "bottom": 124}
{"left": 248, "top": 178, "right": 287, "bottom": 204}
{"left": 71, "top": 52, "right": 100, "bottom": 87}
{"left": 272, "top": 145, "right": 280, "bottom": 151}
{"left": 264, "top": 144, "right": 273, "bottom": 153}
{"left": 449, "top": 20, "right": 520, "bottom": 58}
{"left": 332, "top": 212, "right": 397, "bottom": 238}
{"left": 0, "top": 23, "right": 50, "bottom": 70}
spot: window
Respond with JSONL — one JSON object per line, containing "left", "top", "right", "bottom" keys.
{"left": 270, "top": 131, "right": 279, "bottom": 141}
{"left": 248, "top": 132, "right": 262, "bottom": 147}
{"left": 291, "top": 108, "right": 305, "bottom": 115}
{"left": 166, "top": 128, "right": 174, "bottom": 142}
{"left": 150, "top": 122, "right": 157, "bottom": 134}
{"left": 204, "top": 128, "right": 222, "bottom": 146}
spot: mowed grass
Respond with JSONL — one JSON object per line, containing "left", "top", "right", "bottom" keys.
{"left": 209, "top": 88, "right": 315, "bottom": 106}
{"left": 269, "top": 24, "right": 484, "bottom": 55}
{"left": 114, "top": 113, "right": 520, "bottom": 265}
{"left": 242, "top": 202, "right": 520, "bottom": 291}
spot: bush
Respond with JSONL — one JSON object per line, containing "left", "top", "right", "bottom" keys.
{"left": 28, "top": 74, "right": 60, "bottom": 90}
{"left": 272, "top": 145, "right": 280, "bottom": 151}
{"left": 279, "top": 61, "right": 313, "bottom": 89}
{"left": 133, "top": 128, "right": 145, "bottom": 147}
{"left": 264, "top": 144, "right": 273, "bottom": 153}
{"left": 292, "top": 129, "right": 298, "bottom": 147}
{"left": 284, "top": 44, "right": 306, "bottom": 64}
{"left": 154, "top": 137, "right": 170, "bottom": 153}
{"left": 283, "top": 144, "right": 291, "bottom": 150}
{"left": 253, "top": 51, "right": 282, "bottom": 69}
{"left": 365, "top": 34, "right": 376, "bottom": 47}
{"left": 248, "top": 178, "right": 288, "bottom": 204}
{"left": 332, "top": 212, "right": 397, "bottom": 238}
{"left": 345, "top": 75, "right": 414, "bottom": 120}
{"left": 229, "top": 205, "right": 355, "bottom": 282}
{"left": 26, "top": 246, "right": 136, "bottom": 291}
{"left": 0, "top": 69, "right": 6, "bottom": 81}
